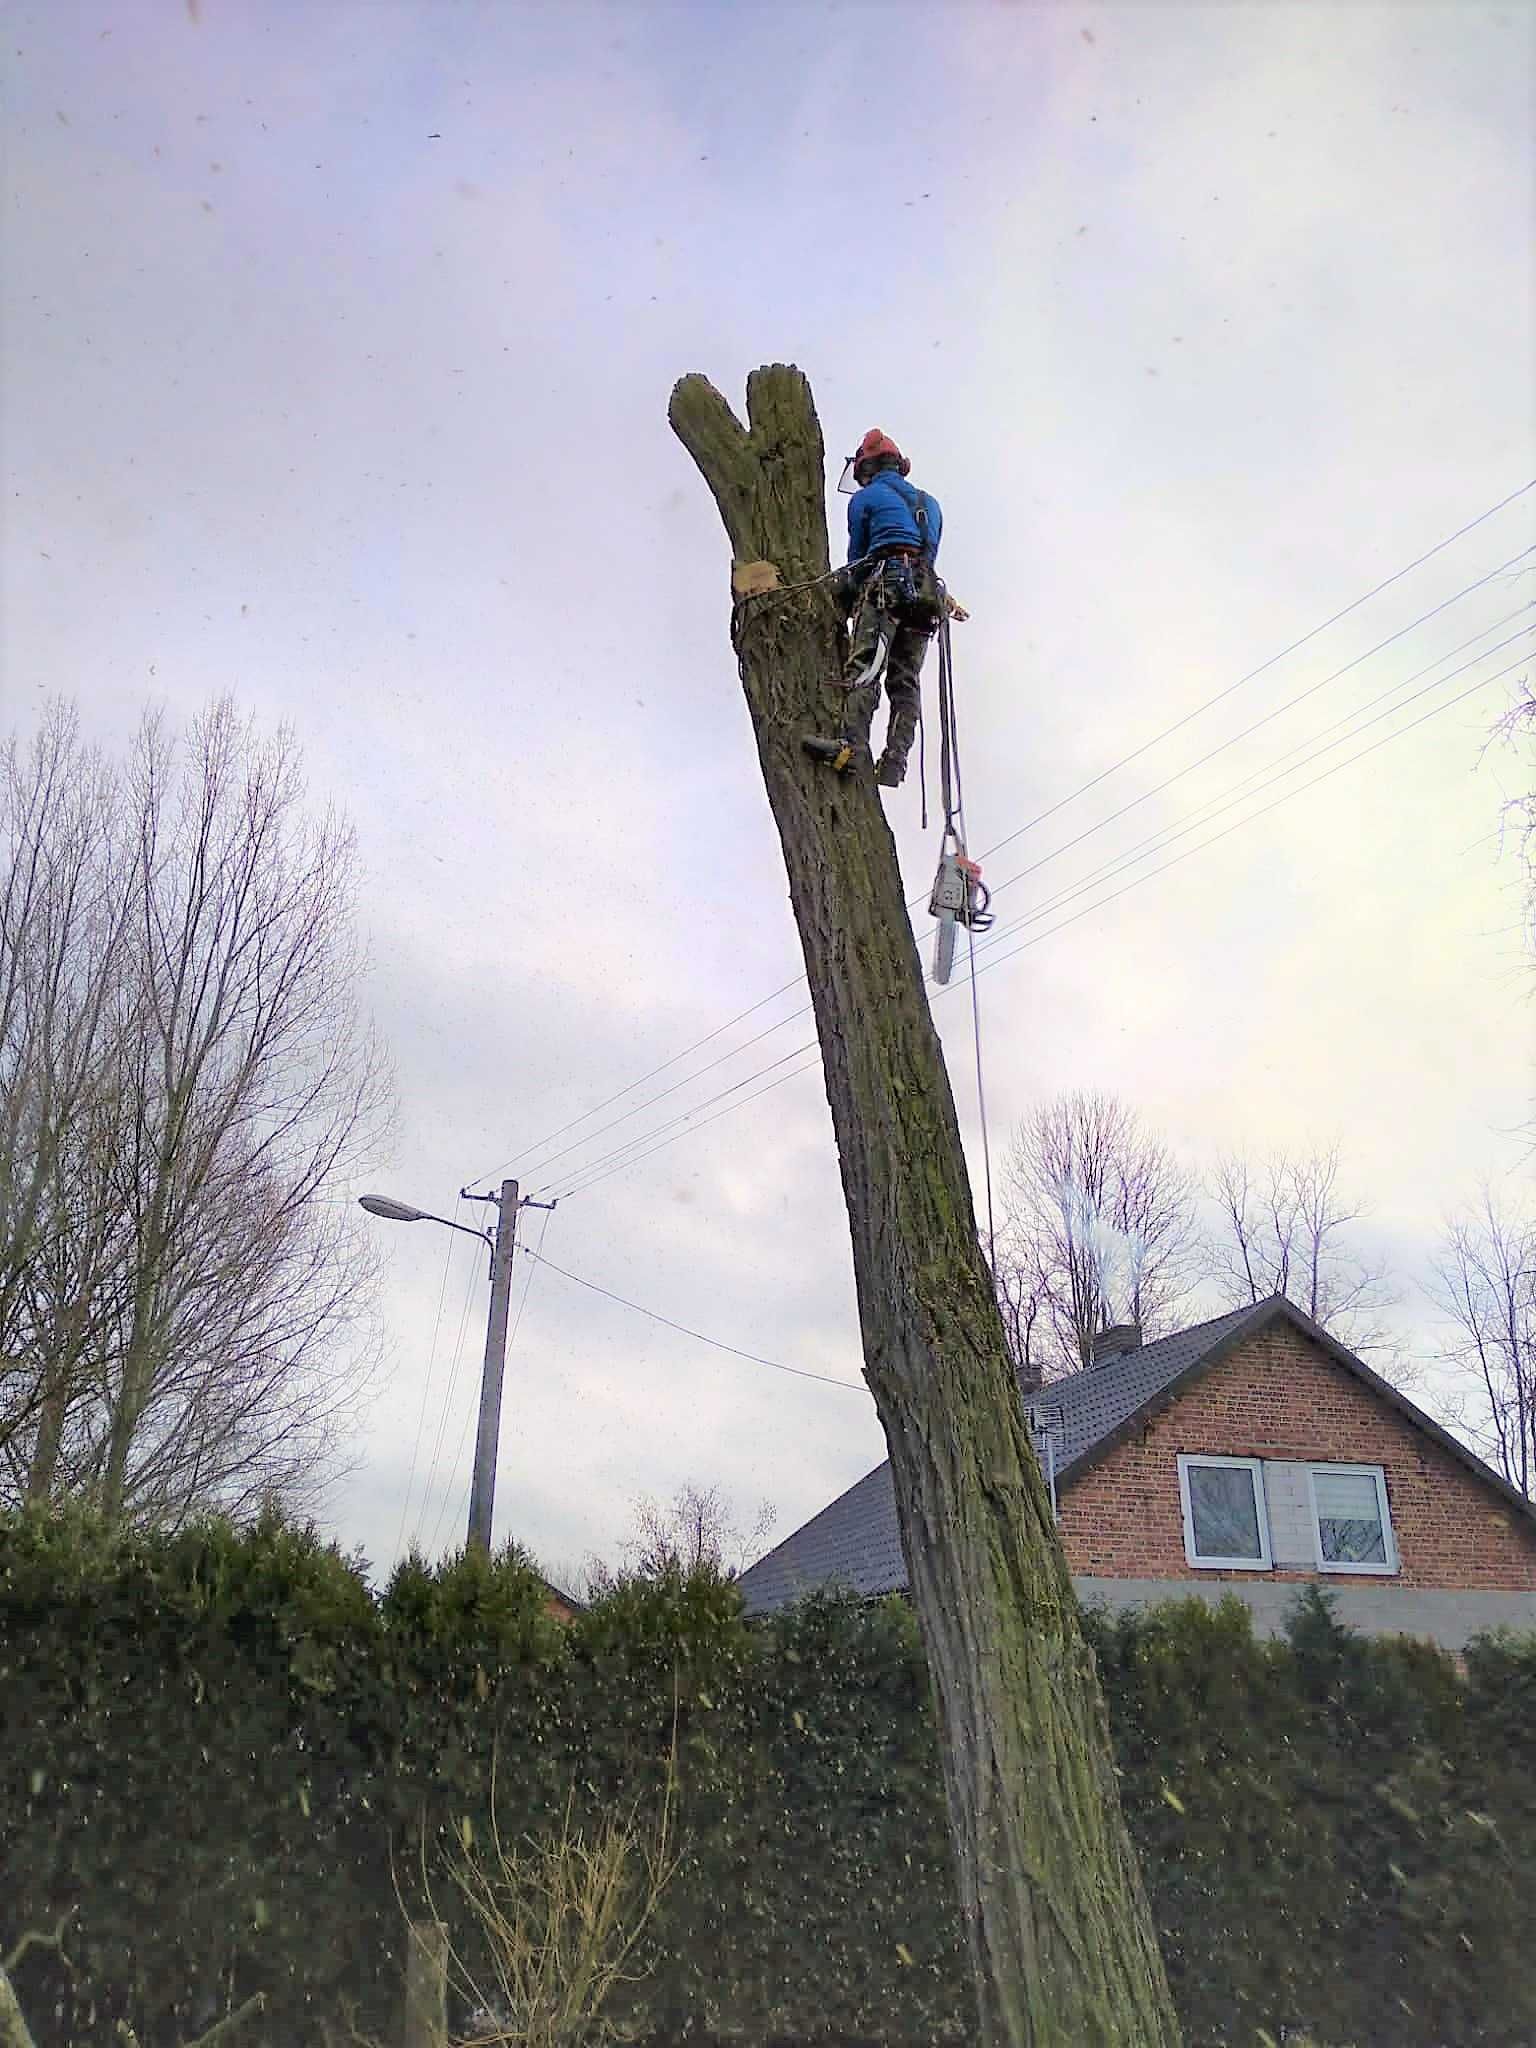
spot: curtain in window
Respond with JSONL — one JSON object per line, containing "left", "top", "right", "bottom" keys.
{"left": 1314, "top": 1470, "right": 1387, "bottom": 1564}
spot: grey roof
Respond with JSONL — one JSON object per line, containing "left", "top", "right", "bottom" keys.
{"left": 1019, "top": 1299, "right": 1260, "bottom": 1475}
{"left": 735, "top": 1295, "right": 1536, "bottom": 1616}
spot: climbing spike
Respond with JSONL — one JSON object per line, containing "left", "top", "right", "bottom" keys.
{"left": 803, "top": 735, "right": 858, "bottom": 773}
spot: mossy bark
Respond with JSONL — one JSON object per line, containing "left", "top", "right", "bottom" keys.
{"left": 669, "top": 366, "right": 1181, "bottom": 2048}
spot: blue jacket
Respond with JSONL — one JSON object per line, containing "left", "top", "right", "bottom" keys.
{"left": 847, "top": 471, "right": 942, "bottom": 566}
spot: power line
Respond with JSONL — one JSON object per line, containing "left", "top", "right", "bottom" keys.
{"left": 555, "top": 644, "right": 1528, "bottom": 1204}
{"left": 975, "top": 491, "right": 1536, "bottom": 871}
{"left": 972, "top": 623, "right": 1536, "bottom": 954}
{"left": 965, "top": 656, "right": 1530, "bottom": 986}
{"left": 530, "top": 583, "right": 1529, "bottom": 1198}
{"left": 543, "top": 1042, "right": 815, "bottom": 1199}
{"left": 485, "top": 969, "right": 809, "bottom": 1190}
{"left": 393, "top": 1204, "right": 462, "bottom": 1560}
{"left": 555, "top": 1051, "right": 826, "bottom": 1201}
{"left": 976, "top": 584, "right": 1536, "bottom": 916}
{"left": 550, "top": 625, "right": 1529, "bottom": 1200}
{"left": 416, "top": 1237, "right": 484, "bottom": 1552}
{"left": 520, "top": 1244, "right": 868, "bottom": 1393}
{"left": 522, "top": 994, "right": 818, "bottom": 1191}
{"left": 505, "top": 539, "right": 1535, "bottom": 1200}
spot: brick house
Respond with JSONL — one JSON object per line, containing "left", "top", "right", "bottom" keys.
{"left": 736, "top": 1296, "right": 1536, "bottom": 1650}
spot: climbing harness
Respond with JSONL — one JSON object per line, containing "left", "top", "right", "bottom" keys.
{"left": 799, "top": 534, "right": 940, "bottom": 773}
{"left": 927, "top": 612, "right": 993, "bottom": 986}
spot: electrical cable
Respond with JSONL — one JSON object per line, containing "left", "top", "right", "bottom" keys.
{"left": 964, "top": 657, "right": 1529, "bottom": 986}
{"left": 971, "top": 623, "right": 1536, "bottom": 952}
{"left": 539, "top": 1042, "right": 814, "bottom": 1200}
{"left": 393, "top": 1208, "right": 461, "bottom": 1560}
{"left": 976, "top": 581, "right": 1536, "bottom": 915}
{"left": 973, "top": 500, "right": 1536, "bottom": 871}
{"left": 536, "top": 589, "right": 1524, "bottom": 1200}
{"left": 480, "top": 970, "right": 808, "bottom": 1189}
{"left": 965, "top": 909, "right": 997, "bottom": 1271}
{"left": 991, "top": 608, "right": 1536, "bottom": 913}
{"left": 418, "top": 1239, "right": 484, "bottom": 1553}
{"left": 555, "top": 645, "right": 1528, "bottom": 1204}
{"left": 503, "top": 540, "right": 1535, "bottom": 1198}
{"left": 519, "top": 1244, "right": 868, "bottom": 1393}
{"left": 551, "top": 629, "right": 1528, "bottom": 1200}
{"left": 554, "top": 1050, "right": 827, "bottom": 1201}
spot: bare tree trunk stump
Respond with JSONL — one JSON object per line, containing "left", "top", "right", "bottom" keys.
{"left": 669, "top": 365, "right": 1181, "bottom": 2048}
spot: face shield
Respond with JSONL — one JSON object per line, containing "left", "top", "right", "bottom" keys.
{"left": 837, "top": 454, "right": 863, "bottom": 495}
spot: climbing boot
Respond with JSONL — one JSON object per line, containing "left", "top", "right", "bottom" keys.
{"left": 876, "top": 701, "right": 918, "bottom": 789}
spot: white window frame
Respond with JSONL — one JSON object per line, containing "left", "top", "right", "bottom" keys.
{"left": 1177, "top": 1454, "right": 1272, "bottom": 1571}
{"left": 1306, "top": 1463, "right": 1397, "bottom": 1576}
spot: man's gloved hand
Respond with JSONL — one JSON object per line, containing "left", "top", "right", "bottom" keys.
{"left": 945, "top": 595, "right": 971, "bottom": 623}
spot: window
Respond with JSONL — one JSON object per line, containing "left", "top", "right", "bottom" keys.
{"left": 1177, "top": 1455, "right": 1271, "bottom": 1569}
{"left": 1308, "top": 1464, "right": 1396, "bottom": 1574}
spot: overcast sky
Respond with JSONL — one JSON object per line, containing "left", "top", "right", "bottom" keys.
{"left": 4, "top": 0, "right": 1533, "bottom": 1587}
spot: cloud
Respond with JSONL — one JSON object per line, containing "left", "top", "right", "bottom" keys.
{"left": 4, "top": 0, "right": 1532, "bottom": 1577}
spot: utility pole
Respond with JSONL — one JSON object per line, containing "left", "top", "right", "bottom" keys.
{"left": 462, "top": 1178, "right": 518, "bottom": 1553}
{"left": 360, "top": 1178, "right": 557, "bottom": 1554}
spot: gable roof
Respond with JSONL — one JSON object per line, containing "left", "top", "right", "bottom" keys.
{"left": 735, "top": 1294, "right": 1536, "bottom": 1616}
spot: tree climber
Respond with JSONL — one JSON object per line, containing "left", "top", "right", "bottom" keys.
{"left": 835, "top": 429, "right": 965, "bottom": 789}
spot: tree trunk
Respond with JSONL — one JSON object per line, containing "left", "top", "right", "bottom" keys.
{"left": 669, "top": 367, "right": 1180, "bottom": 2048}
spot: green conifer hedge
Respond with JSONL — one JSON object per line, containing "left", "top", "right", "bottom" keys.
{"left": 1, "top": 1507, "right": 1531, "bottom": 2047}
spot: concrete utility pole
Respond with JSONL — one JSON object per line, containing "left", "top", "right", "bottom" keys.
{"left": 463, "top": 1177, "right": 519, "bottom": 1553}
{"left": 361, "top": 1177, "right": 553, "bottom": 1554}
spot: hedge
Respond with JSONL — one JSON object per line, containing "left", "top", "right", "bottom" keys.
{"left": 1, "top": 1505, "right": 1533, "bottom": 2047}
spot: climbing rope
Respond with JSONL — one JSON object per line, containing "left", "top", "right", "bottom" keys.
{"left": 965, "top": 909, "right": 998, "bottom": 1274}
{"left": 930, "top": 609, "right": 998, "bottom": 1271}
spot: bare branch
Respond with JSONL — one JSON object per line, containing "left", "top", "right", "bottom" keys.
{"left": 0, "top": 695, "right": 395, "bottom": 1526}
{"left": 1000, "top": 1091, "right": 1199, "bottom": 1377}
{"left": 1198, "top": 1140, "right": 1400, "bottom": 1360}
{"left": 1427, "top": 1187, "right": 1535, "bottom": 1497}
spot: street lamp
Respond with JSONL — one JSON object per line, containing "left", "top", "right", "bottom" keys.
{"left": 359, "top": 1192, "right": 493, "bottom": 1260}
{"left": 360, "top": 1180, "right": 521, "bottom": 1552}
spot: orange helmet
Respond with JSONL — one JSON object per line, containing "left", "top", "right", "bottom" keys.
{"left": 855, "top": 428, "right": 909, "bottom": 481}
{"left": 841, "top": 428, "right": 911, "bottom": 492}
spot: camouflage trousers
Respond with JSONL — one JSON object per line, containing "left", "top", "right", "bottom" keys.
{"left": 843, "top": 563, "right": 937, "bottom": 772}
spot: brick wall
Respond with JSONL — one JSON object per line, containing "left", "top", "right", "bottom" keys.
{"left": 1056, "top": 1320, "right": 1536, "bottom": 1591}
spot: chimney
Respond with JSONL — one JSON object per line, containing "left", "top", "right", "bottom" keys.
{"left": 1092, "top": 1323, "right": 1142, "bottom": 1366}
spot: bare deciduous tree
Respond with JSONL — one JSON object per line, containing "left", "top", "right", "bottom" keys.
{"left": 0, "top": 710, "right": 135, "bottom": 1475}
{"left": 1201, "top": 1143, "right": 1398, "bottom": 1356}
{"left": 0, "top": 698, "right": 393, "bottom": 1525}
{"left": 998, "top": 1090, "right": 1199, "bottom": 1380}
{"left": 1428, "top": 1189, "right": 1534, "bottom": 1499}
{"left": 589, "top": 1481, "right": 775, "bottom": 1589}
